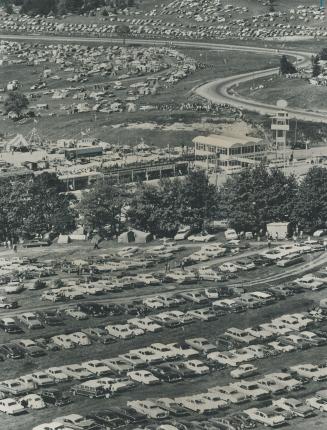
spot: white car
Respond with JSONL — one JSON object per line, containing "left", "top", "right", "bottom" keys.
{"left": 225, "top": 229, "right": 238, "bottom": 240}
{"left": 187, "top": 308, "right": 216, "bottom": 321}
{"left": 128, "top": 317, "right": 162, "bottom": 333}
{"left": 289, "top": 364, "right": 327, "bottom": 381}
{"left": 136, "top": 274, "right": 158, "bottom": 286}
{"left": 119, "top": 352, "right": 146, "bottom": 368}
{"left": 188, "top": 233, "right": 216, "bottom": 242}
{"left": 105, "top": 324, "right": 135, "bottom": 339}
{"left": 46, "top": 367, "right": 71, "bottom": 382}
{"left": 209, "top": 385, "right": 248, "bottom": 404}
{"left": 51, "top": 335, "right": 75, "bottom": 350}
{"left": 31, "top": 372, "right": 54, "bottom": 387}
{"left": 33, "top": 422, "right": 74, "bottom": 430}
{"left": 268, "top": 341, "right": 296, "bottom": 353}
{"left": 293, "top": 274, "right": 325, "bottom": 291}
{"left": 67, "top": 332, "right": 91, "bottom": 346}
{"left": 230, "top": 364, "right": 257, "bottom": 379}
{"left": 56, "top": 414, "right": 97, "bottom": 430}
{"left": 0, "top": 398, "right": 25, "bottom": 415}
{"left": 207, "top": 351, "right": 241, "bottom": 367}
{"left": 174, "top": 226, "right": 191, "bottom": 241}
{"left": 184, "top": 360, "right": 209, "bottom": 375}
{"left": 127, "top": 370, "right": 160, "bottom": 385}
{"left": 127, "top": 400, "right": 168, "bottom": 419}
{"left": 5, "top": 282, "right": 24, "bottom": 294}
{"left": 176, "top": 396, "right": 215, "bottom": 414}
{"left": 220, "top": 262, "right": 238, "bottom": 273}
{"left": 232, "top": 381, "right": 270, "bottom": 400}
{"left": 244, "top": 407, "right": 285, "bottom": 427}
{"left": 268, "top": 372, "right": 303, "bottom": 391}
{"left": 82, "top": 360, "right": 112, "bottom": 376}
{"left": 168, "top": 342, "right": 199, "bottom": 359}
{"left": 143, "top": 297, "right": 165, "bottom": 310}
{"left": 272, "top": 397, "right": 315, "bottom": 418}
{"left": 133, "top": 347, "right": 162, "bottom": 364}
{"left": 64, "top": 308, "right": 88, "bottom": 320}
{"left": 149, "top": 343, "right": 178, "bottom": 360}
{"left": 61, "top": 364, "right": 92, "bottom": 380}
{"left": 20, "top": 394, "right": 45, "bottom": 409}
{"left": 306, "top": 396, "right": 327, "bottom": 412}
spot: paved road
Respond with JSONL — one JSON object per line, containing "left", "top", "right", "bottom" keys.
{"left": 0, "top": 34, "right": 322, "bottom": 122}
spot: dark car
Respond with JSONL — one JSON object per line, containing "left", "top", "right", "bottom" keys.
{"left": 215, "top": 335, "right": 240, "bottom": 351}
{"left": 248, "top": 254, "right": 274, "bottom": 267}
{"left": 77, "top": 303, "right": 109, "bottom": 318}
{"left": 267, "top": 285, "right": 294, "bottom": 298}
{"left": 40, "top": 389, "right": 72, "bottom": 406}
{"left": 88, "top": 410, "right": 128, "bottom": 429}
{"left": 38, "top": 310, "right": 63, "bottom": 326}
{"left": 0, "top": 343, "right": 24, "bottom": 359}
{"left": 149, "top": 365, "right": 182, "bottom": 383}
{"left": 112, "top": 406, "right": 147, "bottom": 425}
{"left": 0, "top": 318, "right": 23, "bottom": 333}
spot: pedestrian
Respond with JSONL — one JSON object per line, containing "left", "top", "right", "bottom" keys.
{"left": 93, "top": 242, "right": 99, "bottom": 250}
{"left": 268, "top": 239, "right": 271, "bottom": 248}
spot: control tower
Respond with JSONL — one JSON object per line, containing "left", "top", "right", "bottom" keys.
{"left": 271, "top": 100, "right": 290, "bottom": 169}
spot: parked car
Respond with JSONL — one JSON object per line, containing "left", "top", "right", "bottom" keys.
{"left": 272, "top": 397, "right": 315, "bottom": 418}
{"left": 230, "top": 364, "right": 257, "bottom": 379}
{"left": 244, "top": 407, "right": 285, "bottom": 427}
{"left": 0, "top": 398, "right": 25, "bottom": 415}
{"left": 40, "top": 389, "right": 72, "bottom": 407}
{"left": 0, "top": 317, "right": 22, "bottom": 333}
{"left": 127, "top": 400, "right": 168, "bottom": 419}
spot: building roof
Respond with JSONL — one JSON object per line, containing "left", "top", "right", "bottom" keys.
{"left": 193, "top": 134, "right": 263, "bottom": 148}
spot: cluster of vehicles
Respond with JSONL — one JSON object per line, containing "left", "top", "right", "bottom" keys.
{"left": 0, "top": 233, "right": 325, "bottom": 430}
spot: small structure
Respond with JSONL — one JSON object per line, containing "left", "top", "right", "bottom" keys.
{"left": 266, "top": 222, "right": 291, "bottom": 240}
{"left": 118, "top": 229, "right": 153, "bottom": 244}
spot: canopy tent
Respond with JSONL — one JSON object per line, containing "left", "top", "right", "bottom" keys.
{"left": 6, "top": 134, "right": 30, "bottom": 152}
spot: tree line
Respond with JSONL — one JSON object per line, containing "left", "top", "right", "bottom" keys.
{"left": 79, "top": 166, "right": 327, "bottom": 238}
{"left": 3, "top": 165, "right": 327, "bottom": 243}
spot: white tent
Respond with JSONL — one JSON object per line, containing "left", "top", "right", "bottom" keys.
{"left": 6, "top": 134, "right": 29, "bottom": 152}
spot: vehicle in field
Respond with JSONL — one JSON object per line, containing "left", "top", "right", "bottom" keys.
{"left": 230, "top": 364, "right": 257, "bottom": 379}
{"left": 127, "top": 370, "right": 160, "bottom": 385}
{"left": 127, "top": 400, "right": 169, "bottom": 419}
{"left": 0, "top": 398, "right": 25, "bottom": 415}
{"left": 272, "top": 397, "right": 315, "bottom": 418}
{"left": 244, "top": 407, "right": 285, "bottom": 427}
{"left": 0, "top": 317, "right": 22, "bottom": 333}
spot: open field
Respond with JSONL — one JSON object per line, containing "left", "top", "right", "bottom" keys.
{"left": 236, "top": 75, "right": 327, "bottom": 113}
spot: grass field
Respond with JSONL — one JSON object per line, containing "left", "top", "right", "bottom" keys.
{"left": 236, "top": 74, "right": 327, "bottom": 112}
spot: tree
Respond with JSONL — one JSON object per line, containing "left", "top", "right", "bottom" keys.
{"left": 279, "top": 55, "right": 297, "bottom": 75}
{"left": 312, "top": 55, "right": 321, "bottom": 77}
{"left": 128, "top": 170, "right": 219, "bottom": 237}
{"left": 116, "top": 23, "right": 130, "bottom": 44}
{"left": 293, "top": 166, "right": 327, "bottom": 232}
{"left": 0, "top": 173, "right": 76, "bottom": 242}
{"left": 4, "top": 91, "right": 29, "bottom": 116}
{"left": 78, "top": 178, "right": 124, "bottom": 237}
{"left": 219, "top": 164, "right": 298, "bottom": 233}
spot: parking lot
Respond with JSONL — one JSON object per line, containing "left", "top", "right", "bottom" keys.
{"left": 0, "top": 233, "right": 326, "bottom": 429}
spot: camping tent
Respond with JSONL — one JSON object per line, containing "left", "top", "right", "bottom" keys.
{"left": 118, "top": 229, "right": 153, "bottom": 244}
